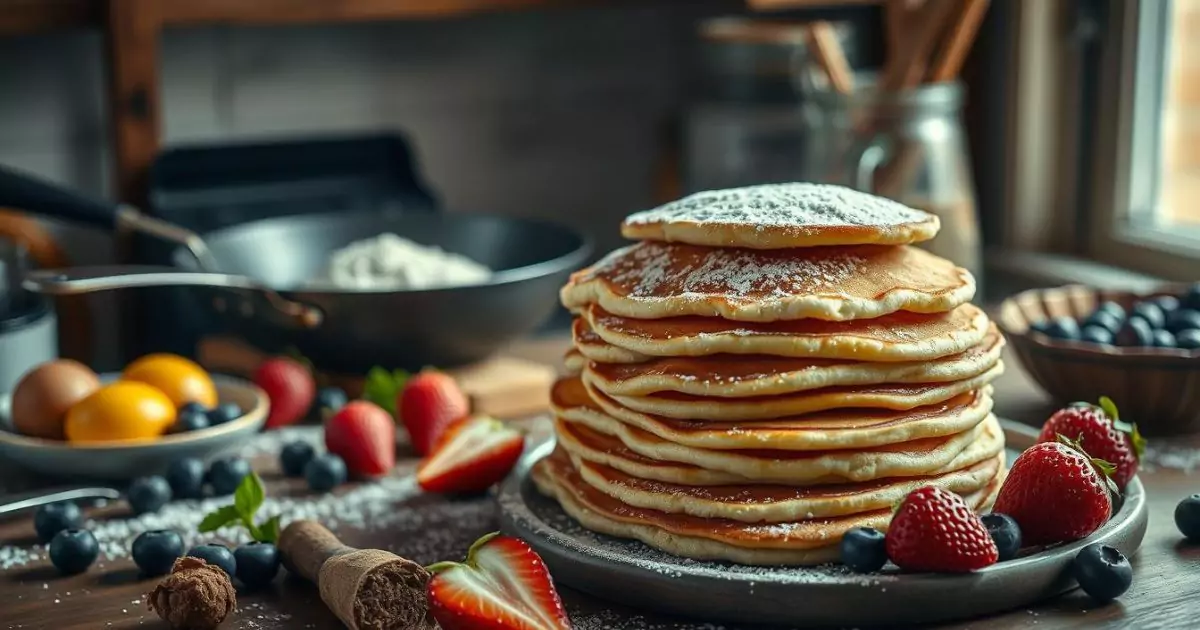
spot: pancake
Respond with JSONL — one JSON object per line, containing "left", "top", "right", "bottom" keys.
{"left": 620, "top": 183, "right": 940, "bottom": 249}
{"left": 584, "top": 329, "right": 1004, "bottom": 397}
{"left": 561, "top": 407, "right": 1004, "bottom": 483}
{"left": 573, "top": 449, "right": 1004, "bottom": 522}
{"left": 585, "top": 362, "right": 1005, "bottom": 421}
{"left": 552, "top": 376, "right": 994, "bottom": 451}
{"left": 532, "top": 450, "right": 1002, "bottom": 566}
{"left": 564, "top": 349, "right": 587, "bottom": 374}
{"left": 578, "top": 303, "right": 991, "bottom": 362}
{"left": 560, "top": 241, "right": 975, "bottom": 322}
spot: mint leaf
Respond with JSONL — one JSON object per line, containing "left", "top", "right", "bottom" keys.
{"left": 234, "top": 473, "right": 265, "bottom": 520}
{"left": 259, "top": 515, "right": 282, "bottom": 544}
{"left": 198, "top": 505, "right": 241, "bottom": 533}
{"left": 363, "top": 366, "right": 409, "bottom": 417}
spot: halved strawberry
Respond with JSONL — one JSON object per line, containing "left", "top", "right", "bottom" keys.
{"left": 427, "top": 532, "right": 570, "bottom": 630}
{"left": 417, "top": 416, "right": 523, "bottom": 494}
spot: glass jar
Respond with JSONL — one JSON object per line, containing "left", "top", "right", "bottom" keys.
{"left": 801, "top": 81, "right": 982, "bottom": 290}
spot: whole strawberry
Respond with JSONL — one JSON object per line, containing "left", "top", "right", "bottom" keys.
{"left": 885, "top": 486, "right": 998, "bottom": 572}
{"left": 399, "top": 371, "right": 469, "bottom": 456}
{"left": 1038, "top": 396, "right": 1144, "bottom": 490}
{"left": 325, "top": 400, "right": 396, "bottom": 478}
{"left": 254, "top": 357, "right": 316, "bottom": 429}
{"left": 993, "top": 440, "right": 1114, "bottom": 546}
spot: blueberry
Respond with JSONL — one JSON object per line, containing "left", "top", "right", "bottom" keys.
{"left": 1096, "top": 301, "right": 1126, "bottom": 320}
{"left": 1116, "top": 317, "right": 1154, "bottom": 347}
{"left": 1166, "top": 309, "right": 1200, "bottom": 334}
{"left": 1080, "top": 325, "right": 1114, "bottom": 346}
{"left": 1131, "top": 302, "right": 1166, "bottom": 329}
{"left": 1029, "top": 320, "right": 1053, "bottom": 335}
{"left": 234, "top": 542, "right": 280, "bottom": 589}
{"left": 48, "top": 529, "right": 99, "bottom": 575}
{"left": 305, "top": 454, "right": 347, "bottom": 492}
{"left": 317, "top": 387, "right": 348, "bottom": 413}
{"left": 981, "top": 513, "right": 1022, "bottom": 561}
{"left": 1043, "top": 316, "right": 1080, "bottom": 341}
{"left": 187, "top": 544, "right": 237, "bottom": 577}
{"left": 1154, "top": 295, "right": 1181, "bottom": 315}
{"left": 132, "top": 530, "right": 184, "bottom": 576}
{"left": 1072, "top": 543, "right": 1132, "bottom": 603}
{"left": 839, "top": 526, "right": 887, "bottom": 573}
{"left": 280, "top": 441, "right": 316, "bottom": 478}
{"left": 127, "top": 476, "right": 173, "bottom": 515}
{"left": 207, "top": 402, "right": 242, "bottom": 425}
{"left": 208, "top": 458, "right": 252, "bottom": 495}
{"left": 166, "top": 458, "right": 207, "bottom": 499}
{"left": 1083, "top": 310, "right": 1123, "bottom": 335}
{"left": 179, "top": 401, "right": 209, "bottom": 416}
{"left": 1183, "top": 283, "right": 1200, "bottom": 310}
{"left": 33, "top": 501, "right": 83, "bottom": 543}
{"left": 1176, "top": 494, "right": 1200, "bottom": 540}
{"left": 1154, "top": 329, "right": 1177, "bottom": 348}
{"left": 171, "top": 405, "right": 211, "bottom": 433}
{"left": 1177, "top": 329, "right": 1200, "bottom": 350}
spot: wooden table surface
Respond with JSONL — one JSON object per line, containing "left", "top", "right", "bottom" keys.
{"left": 3, "top": 338, "right": 1199, "bottom": 630}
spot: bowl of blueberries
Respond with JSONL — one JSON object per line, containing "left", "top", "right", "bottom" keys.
{"left": 998, "top": 283, "right": 1200, "bottom": 435}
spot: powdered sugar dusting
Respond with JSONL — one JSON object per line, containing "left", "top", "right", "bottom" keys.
{"left": 624, "top": 183, "right": 932, "bottom": 230}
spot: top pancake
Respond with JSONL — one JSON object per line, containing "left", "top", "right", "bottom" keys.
{"left": 561, "top": 241, "right": 975, "bottom": 322}
{"left": 621, "top": 183, "right": 940, "bottom": 249}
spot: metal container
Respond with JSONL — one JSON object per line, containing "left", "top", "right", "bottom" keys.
{"left": 0, "top": 239, "right": 56, "bottom": 395}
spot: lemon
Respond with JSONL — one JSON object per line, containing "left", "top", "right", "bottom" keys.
{"left": 65, "top": 381, "right": 176, "bottom": 443}
{"left": 122, "top": 353, "right": 218, "bottom": 409}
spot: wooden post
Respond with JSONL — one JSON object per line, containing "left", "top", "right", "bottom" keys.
{"left": 105, "top": 0, "right": 162, "bottom": 207}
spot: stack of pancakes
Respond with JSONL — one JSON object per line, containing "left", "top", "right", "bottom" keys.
{"left": 533, "top": 183, "right": 1006, "bottom": 566}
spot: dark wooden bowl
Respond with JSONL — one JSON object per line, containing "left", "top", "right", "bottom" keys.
{"left": 997, "top": 283, "right": 1200, "bottom": 435}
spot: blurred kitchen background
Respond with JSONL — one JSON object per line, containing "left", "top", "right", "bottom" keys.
{"left": 0, "top": 0, "right": 1193, "bottom": 371}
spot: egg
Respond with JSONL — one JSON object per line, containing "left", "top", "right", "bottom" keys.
{"left": 11, "top": 359, "right": 102, "bottom": 440}
{"left": 65, "top": 381, "right": 176, "bottom": 444}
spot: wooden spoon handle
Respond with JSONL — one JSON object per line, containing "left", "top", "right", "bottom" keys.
{"left": 278, "top": 519, "right": 357, "bottom": 583}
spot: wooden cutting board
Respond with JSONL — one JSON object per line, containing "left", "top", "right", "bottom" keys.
{"left": 196, "top": 336, "right": 556, "bottom": 419}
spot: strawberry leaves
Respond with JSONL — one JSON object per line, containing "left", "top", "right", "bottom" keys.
{"left": 363, "top": 366, "right": 409, "bottom": 417}
{"left": 198, "top": 473, "right": 282, "bottom": 543}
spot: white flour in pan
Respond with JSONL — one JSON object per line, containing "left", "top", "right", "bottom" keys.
{"left": 317, "top": 233, "right": 492, "bottom": 290}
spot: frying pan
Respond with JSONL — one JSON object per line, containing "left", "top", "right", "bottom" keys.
{"left": 0, "top": 165, "right": 590, "bottom": 372}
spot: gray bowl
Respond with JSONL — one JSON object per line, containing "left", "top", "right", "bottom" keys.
{"left": 0, "top": 374, "right": 267, "bottom": 480}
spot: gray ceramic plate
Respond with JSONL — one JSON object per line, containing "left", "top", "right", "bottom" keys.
{"left": 499, "top": 419, "right": 1148, "bottom": 628}
{"left": 0, "top": 374, "right": 267, "bottom": 481}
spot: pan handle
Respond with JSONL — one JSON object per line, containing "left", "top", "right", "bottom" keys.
{"left": 0, "top": 164, "right": 123, "bottom": 229}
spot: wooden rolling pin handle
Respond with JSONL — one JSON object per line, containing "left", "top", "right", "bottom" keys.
{"left": 278, "top": 520, "right": 356, "bottom": 583}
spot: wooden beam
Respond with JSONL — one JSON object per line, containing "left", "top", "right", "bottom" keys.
{"left": 0, "top": 0, "right": 99, "bottom": 36}
{"left": 160, "top": 0, "right": 617, "bottom": 25}
{"left": 104, "top": 0, "right": 161, "bottom": 206}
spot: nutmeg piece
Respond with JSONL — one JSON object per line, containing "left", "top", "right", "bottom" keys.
{"left": 147, "top": 556, "right": 237, "bottom": 629}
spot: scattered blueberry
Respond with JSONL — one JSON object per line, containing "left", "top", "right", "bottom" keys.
{"left": 48, "top": 529, "right": 99, "bottom": 575}
{"left": 1152, "top": 329, "right": 1177, "bottom": 348}
{"left": 1043, "top": 316, "right": 1080, "bottom": 341}
{"left": 34, "top": 501, "right": 83, "bottom": 543}
{"left": 207, "top": 402, "right": 242, "bottom": 425}
{"left": 839, "top": 527, "right": 887, "bottom": 573}
{"left": 317, "top": 387, "right": 348, "bottom": 413}
{"left": 1096, "top": 301, "right": 1126, "bottom": 320}
{"left": 1131, "top": 302, "right": 1165, "bottom": 329}
{"left": 1184, "top": 283, "right": 1200, "bottom": 311}
{"left": 1071, "top": 543, "right": 1133, "bottom": 603}
{"left": 1154, "top": 294, "right": 1181, "bottom": 314}
{"left": 1177, "top": 329, "right": 1200, "bottom": 350}
{"left": 1175, "top": 494, "right": 1200, "bottom": 540}
{"left": 132, "top": 530, "right": 184, "bottom": 576}
{"left": 234, "top": 542, "right": 280, "bottom": 589}
{"left": 1167, "top": 309, "right": 1200, "bottom": 334}
{"left": 187, "top": 544, "right": 237, "bottom": 577}
{"left": 981, "top": 513, "right": 1022, "bottom": 561}
{"left": 127, "top": 476, "right": 173, "bottom": 515}
{"left": 280, "top": 441, "right": 316, "bottom": 478}
{"left": 305, "top": 453, "right": 348, "bottom": 492}
{"left": 208, "top": 458, "right": 252, "bottom": 495}
{"left": 1080, "top": 325, "right": 1114, "bottom": 346}
{"left": 166, "top": 458, "right": 207, "bottom": 499}
{"left": 1116, "top": 317, "right": 1154, "bottom": 347}
{"left": 171, "top": 404, "right": 211, "bottom": 433}
{"left": 1083, "top": 310, "right": 1123, "bottom": 335}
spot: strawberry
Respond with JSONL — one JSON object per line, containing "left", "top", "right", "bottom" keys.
{"left": 417, "top": 416, "right": 523, "bottom": 494}
{"left": 400, "top": 370, "right": 470, "bottom": 456}
{"left": 993, "top": 438, "right": 1114, "bottom": 546}
{"left": 254, "top": 357, "right": 316, "bottom": 429}
{"left": 885, "top": 486, "right": 998, "bottom": 572}
{"left": 324, "top": 400, "right": 395, "bottom": 477}
{"left": 427, "top": 532, "right": 570, "bottom": 630}
{"left": 1038, "top": 396, "right": 1145, "bottom": 490}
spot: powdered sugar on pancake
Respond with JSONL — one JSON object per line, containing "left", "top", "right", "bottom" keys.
{"left": 624, "top": 183, "right": 933, "bottom": 231}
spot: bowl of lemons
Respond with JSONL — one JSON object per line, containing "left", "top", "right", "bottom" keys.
{"left": 0, "top": 354, "right": 267, "bottom": 480}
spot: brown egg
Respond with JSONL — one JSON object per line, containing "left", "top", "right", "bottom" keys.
{"left": 11, "top": 359, "right": 102, "bottom": 440}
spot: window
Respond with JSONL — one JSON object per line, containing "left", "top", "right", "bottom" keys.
{"left": 1088, "top": 0, "right": 1200, "bottom": 278}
